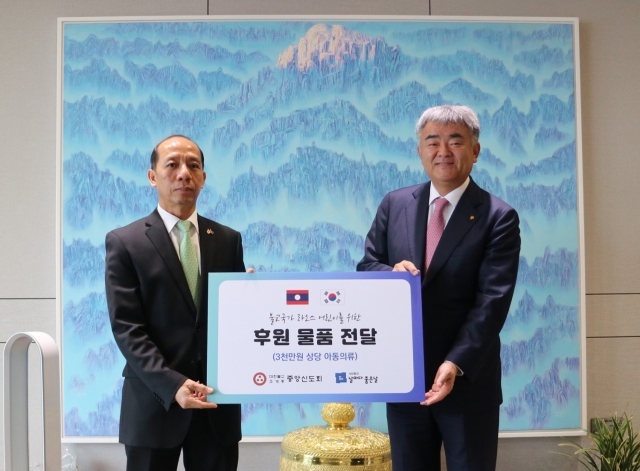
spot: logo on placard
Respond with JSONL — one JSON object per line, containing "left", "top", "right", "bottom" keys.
{"left": 335, "top": 372, "right": 347, "bottom": 383}
{"left": 323, "top": 290, "right": 343, "bottom": 304}
{"left": 286, "top": 290, "right": 309, "bottom": 305}
{"left": 253, "top": 372, "right": 267, "bottom": 386}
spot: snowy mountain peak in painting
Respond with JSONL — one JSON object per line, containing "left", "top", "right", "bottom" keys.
{"left": 276, "top": 24, "right": 379, "bottom": 71}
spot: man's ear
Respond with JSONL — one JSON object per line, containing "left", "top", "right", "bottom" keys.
{"left": 148, "top": 168, "right": 157, "bottom": 187}
{"left": 473, "top": 142, "right": 481, "bottom": 162}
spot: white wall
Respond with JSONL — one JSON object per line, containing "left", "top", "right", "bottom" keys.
{"left": 2, "top": 0, "right": 639, "bottom": 469}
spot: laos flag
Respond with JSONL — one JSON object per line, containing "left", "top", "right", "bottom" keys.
{"left": 286, "top": 290, "right": 309, "bottom": 305}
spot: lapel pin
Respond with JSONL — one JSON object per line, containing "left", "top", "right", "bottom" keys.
{"left": 207, "top": 228, "right": 214, "bottom": 235}
{"left": 470, "top": 216, "right": 475, "bottom": 220}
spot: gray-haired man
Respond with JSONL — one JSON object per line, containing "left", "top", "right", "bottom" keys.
{"left": 358, "top": 105, "right": 521, "bottom": 471}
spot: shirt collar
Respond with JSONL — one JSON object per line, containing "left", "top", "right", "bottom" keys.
{"left": 428, "top": 177, "right": 470, "bottom": 207}
{"left": 157, "top": 205, "right": 200, "bottom": 235}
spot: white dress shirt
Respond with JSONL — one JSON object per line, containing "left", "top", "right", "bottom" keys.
{"left": 156, "top": 205, "right": 202, "bottom": 274}
{"left": 427, "top": 177, "right": 470, "bottom": 377}
{"left": 427, "top": 177, "right": 471, "bottom": 227}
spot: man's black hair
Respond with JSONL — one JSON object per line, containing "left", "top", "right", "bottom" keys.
{"left": 149, "top": 135, "right": 204, "bottom": 169}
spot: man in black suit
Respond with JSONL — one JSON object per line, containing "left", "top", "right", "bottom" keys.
{"left": 105, "top": 135, "right": 247, "bottom": 471}
{"left": 357, "top": 106, "right": 520, "bottom": 471}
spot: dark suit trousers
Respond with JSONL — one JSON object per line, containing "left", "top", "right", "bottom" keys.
{"left": 125, "top": 410, "right": 239, "bottom": 471}
{"left": 387, "top": 402, "right": 499, "bottom": 471}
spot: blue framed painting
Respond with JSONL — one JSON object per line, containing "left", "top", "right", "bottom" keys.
{"left": 58, "top": 15, "right": 585, "bottom": 439}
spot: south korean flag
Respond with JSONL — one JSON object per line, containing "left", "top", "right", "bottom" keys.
{"left": 322, "top": 290, "right": 343, "bottom": 304}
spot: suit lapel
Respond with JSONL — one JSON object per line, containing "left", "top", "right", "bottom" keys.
{"left": 406, "top": 183, "right": 430, "bottom": 271}
{"left": 198, "top": 216, "right": 218, "bottom": 276}
{"left": 423, "top": 180, "right": 483, "bottom": 286}
{"left": 145, "top": 210, "right": 197, "bottom": 315}
{"left": 197, "top": 216, "right": 218, "bottom": 319}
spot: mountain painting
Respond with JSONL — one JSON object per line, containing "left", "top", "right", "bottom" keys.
{"left": 59, "top": 18, "right": 583, "bottom": 438}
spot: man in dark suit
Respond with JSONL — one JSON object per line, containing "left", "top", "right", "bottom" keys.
{"left": 357, "top": 105, "right": 520, "bottom": 471}
{"left": 105, "top": 135, "right": 247, "bottom": 471}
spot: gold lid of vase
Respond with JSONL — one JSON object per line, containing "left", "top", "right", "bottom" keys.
{"left": 280, "top": 403, "right": 391, "bottom": 470}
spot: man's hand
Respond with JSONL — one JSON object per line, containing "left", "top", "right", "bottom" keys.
{"left": 247, "top": 267, "right": 255, "bottom": 273}
{"left": 392, "top": 260, "right": 420, "bottom": 276}
{"left": 174, "top": 379, "right": 218, "bottom": 409}
{"left": 421, "top": 362, "right": 458, "bottom": 406}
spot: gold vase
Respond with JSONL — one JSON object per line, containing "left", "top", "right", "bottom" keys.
{"left": 280, "top": 403, "right": 391, "bottom": 471}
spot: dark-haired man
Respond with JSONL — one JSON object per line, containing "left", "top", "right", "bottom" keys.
{"left": 358, "top": 106, "right": 521, "bottom": 471}
{"left": 106, "top": 135, "right": 246, "bottom": 471}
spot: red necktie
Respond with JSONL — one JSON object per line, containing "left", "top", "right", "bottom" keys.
{"left": 425, "top": 197, "right": 450, "bottom": 271}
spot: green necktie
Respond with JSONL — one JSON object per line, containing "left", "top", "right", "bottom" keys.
{"left": 176, "top": 220, "right": 200, "bottom": 309}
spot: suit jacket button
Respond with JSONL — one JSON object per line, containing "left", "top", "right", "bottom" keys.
{"left": 196, "top": 323, "right": 200, "bottom": 331}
